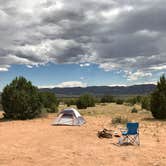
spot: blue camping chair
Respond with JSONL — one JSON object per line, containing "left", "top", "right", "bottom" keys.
{"left": 120, "top": 122, "right": 140, "bottom": 145}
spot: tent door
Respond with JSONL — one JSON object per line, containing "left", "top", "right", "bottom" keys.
{"left": 58, "top": 114, "right": 74, "bottom": 125}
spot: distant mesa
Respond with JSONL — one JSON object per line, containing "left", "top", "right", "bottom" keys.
{"left": 39, "top": 84, "right": 156, "bottom": 97}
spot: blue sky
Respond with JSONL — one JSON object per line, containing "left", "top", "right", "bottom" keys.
{"left": 0, "top": 63, "right": 125, "bottom": 90}
{"left": 0, "top": 63, "right": 160, "bottom": 91}
{"left": 0, "top": 0, "right": 166, "bottom": 90}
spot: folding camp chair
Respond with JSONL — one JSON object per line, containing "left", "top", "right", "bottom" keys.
{"left": 119, "top": 122, "right": 140, "bottom": 145}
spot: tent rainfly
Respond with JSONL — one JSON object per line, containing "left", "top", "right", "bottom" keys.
{"left": 52, "top": 108, "right": 85, "bottom": 126}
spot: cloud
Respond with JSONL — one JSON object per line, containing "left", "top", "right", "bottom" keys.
{"left": 80, "top": 63, "right": 90, "bottom": 67}
{"left": 108, "top": 84, "right": 127, "bottom": 87}
{"left": 56, "top": 81, "right": 87, "bottom": 88}
{"left": 108, "top": 81, "right": 157, "bottom": 87}
{"left": 0, "top": 0, "right": 166, "bottom": 81}
{"left": 126, "top": 70, "right": 152, "bottom": 81}
{"left": 0, "top": 65, "right": 9, "bottom": 71}
{"left": 38, "top": 81, "right": 87, "bottom": 88}
{"left": 150, "top": 65, "right": 166, "bottom": 70}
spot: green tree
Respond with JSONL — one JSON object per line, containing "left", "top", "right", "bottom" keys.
{"left": 136, "top": 96, "right": 142, "bottom": 103}
{"left": 126, "top": 96, "right": 142, "bottom": 106}
{"left": 141, "top": 96, "right": 150, "bottom": 110}
{"left": 64, "top": 98, "right": 77, "bottom": 107}
{"left": 151, "top": 75, "right": 166, "bottom": 119}
{"left": 101, "top": 95, "right": 115, "bottom": 103}
{"left": 40, "top": 92, "right": 59, "bottom": 113}
{"left": 116, "top": 99, "right": 124, "bottom": 105}
{"left": 1, "top": 77, "right": 42, "bottom": 120}
{"left": 76, "top": 94, "right": 95, "bottom": 109}
{"left": 126, "top": 97, "right": 137, "bottom": 106}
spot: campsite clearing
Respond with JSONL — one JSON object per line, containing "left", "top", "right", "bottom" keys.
{"left": 0, "top": 103, "right": 166, "bottom": 166}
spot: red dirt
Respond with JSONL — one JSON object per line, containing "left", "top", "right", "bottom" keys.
{"left": 0, "top": 115, "right": 166, "bottom": 166}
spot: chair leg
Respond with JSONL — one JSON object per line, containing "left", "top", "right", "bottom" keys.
{"left": 137, "top": 135, "right": 140, "bottom": 146}
{"left": 121, "top": 135, "right": 140, "bottom": 146}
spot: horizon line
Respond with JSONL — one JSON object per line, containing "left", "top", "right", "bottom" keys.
{"left": 38, "top": 83, "right": 156, "bottom": 89}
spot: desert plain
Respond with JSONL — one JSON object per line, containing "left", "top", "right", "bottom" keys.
{"left": 0, "top": 103, "right": 166, "bottom": 166}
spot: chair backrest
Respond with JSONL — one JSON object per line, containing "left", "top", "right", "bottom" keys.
{"left": 127, "top": 122, "right": 139, "bottom": 135}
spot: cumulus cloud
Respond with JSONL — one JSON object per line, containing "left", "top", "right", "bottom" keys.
{"left": 0, "top": 65, "right": 9, "bottom": 71}
{"left": 38, "top": 81, "right": 87, "bottom": 88}
{"left": 0, "top": 0, "right": 166, "bottom": 81}
{"left": 126, "top": 70, "right": 152, "bottom": 81}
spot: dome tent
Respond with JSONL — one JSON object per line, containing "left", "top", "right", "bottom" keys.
{"left": 52, "top": 108, "right": 85, "bottom": 126}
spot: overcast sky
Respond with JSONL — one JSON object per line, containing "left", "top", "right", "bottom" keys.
{"left": 0, "top": 0, "right": 166, "bottom": 89}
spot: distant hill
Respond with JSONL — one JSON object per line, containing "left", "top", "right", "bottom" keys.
{"left": 40, "top": 84, "right": 156, "bottom": 97}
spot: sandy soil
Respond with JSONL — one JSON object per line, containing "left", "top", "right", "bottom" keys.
{"left": 0, "top": 113, "right": 166, "bottom": 166}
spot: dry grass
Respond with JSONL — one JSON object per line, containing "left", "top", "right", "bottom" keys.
{"left": 0, "top": 103, "right": 165, "bottom": 166}
{"left": 62, "top": 103, "right": 152, "bottom": 122}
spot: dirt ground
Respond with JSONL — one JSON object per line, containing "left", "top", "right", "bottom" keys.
{"left": 0, "top": 105, "right": 166, "bottom": 166}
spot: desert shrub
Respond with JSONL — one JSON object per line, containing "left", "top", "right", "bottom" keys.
{"left": 151, "top": 75, "right": 166, "bottom": 119}
{"left": 126, "top": 97, "right": 137, "bottom": 106}
{"left": 135, "top": 96, "right": 142, "bottom": 103}
{"left": 141, "top": 96, "right": 150, "bottom": 110}
{"left": 1, "top": 77, "right": 42, "bottom": 120}
{"left": 94, "top": 97, "right": 100, "bottom": 103}
{"left": 100, "top": 95, "right": 115, "bottom": 103}
{"left": 126, "top": 96, "right": 142, "bottom": 106}
{"left": 65, "top": 100, "right": 71, "bottom": 107}
{"left": 112, "top": 116, "right": 128, "bottom": 124}
{"left": 40, "top": 92, "right": 59, "bottom": 113}
{"left": 64, "top": 98, "right": 77, "bottom": 106}
{"left": 116, "top": 99, "right": 124, "bottom": 105}
{"left": 131, "top": 107, "right": 138, "bottom": 113}
{"left": 46, "top": 105, "right": 58, "bottom": 113}
{"left": 76, "top": 94, "right": 95, "bottom": 109}
{"left": 39, "top": 108, "right": 49, "bottom": 118}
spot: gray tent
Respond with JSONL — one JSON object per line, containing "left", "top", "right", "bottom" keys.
{"left": 52, "top": 108, "right": 85, "bottom": 126}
